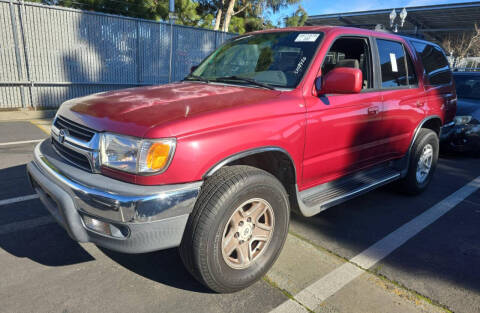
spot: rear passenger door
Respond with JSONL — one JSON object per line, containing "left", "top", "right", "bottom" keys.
{"left": 375, "top": 38, "right": 426, "bottom": 158}
{"left": 412, "top": 42, "right": 456, "bottom": 123}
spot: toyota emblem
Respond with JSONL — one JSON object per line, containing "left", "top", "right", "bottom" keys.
{"left": 58, "top": 129, "right": 66, "bottom": 143}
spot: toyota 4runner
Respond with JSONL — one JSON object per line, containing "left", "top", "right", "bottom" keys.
{"left": 27, "top": 26, "right": 456, "bottom": 293}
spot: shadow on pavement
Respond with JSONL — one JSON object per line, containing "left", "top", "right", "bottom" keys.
{"left": 0, "top": 223, "right": 95, "bottom": 266}
{"left": 0, "top": 164, "right": 94, "bottom": 267}
{"left": 100, "top": 247, "right": 212, "bottom": 294}
{"left": 0, "top": 164, "right": 35, "bottom": 199}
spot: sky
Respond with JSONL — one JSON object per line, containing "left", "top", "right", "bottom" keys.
{"left": 268, "top": 0, "right": 472, "bottom": 25}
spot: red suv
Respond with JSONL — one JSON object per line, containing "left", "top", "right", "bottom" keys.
{"left": 27, "top": 26, "right": 456, "bottom": 293}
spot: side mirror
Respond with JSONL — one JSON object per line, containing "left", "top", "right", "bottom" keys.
{"left": 317, "top": 67, "right": 363, "bottom": 95}
{"left": 190, "top": 65, "right": 198, "bottom": 73}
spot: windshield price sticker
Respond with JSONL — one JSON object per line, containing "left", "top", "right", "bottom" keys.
{"left": 390, "top": 53, "right": 398, "bottom": 72}
{"left": 295, "top": 34, "right": 320, "bottom": 42}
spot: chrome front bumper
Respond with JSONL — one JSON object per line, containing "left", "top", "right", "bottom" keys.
{"left": 27, "top": 139, "right": 202, "bottom": 253}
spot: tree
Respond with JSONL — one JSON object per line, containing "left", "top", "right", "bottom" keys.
{"left": 442, "top": 24, "right": 480, "bottom": 67}
{"left": 284, "top": 5, "right": 307, "bottom": 27}
{"left": 31, "top": 0, "right": 302, "bottom": 34}
{"left": 197, "top": 0, "right": 224, "bottom": 30}
{"left": 214, "top": 0, "right": 224, "bottom": 30}
{"left": 219, "top": 0, "right": 301, "bottom": 33}
{"left": 50, "top": 0, "right": 200, "bottom": 23}
{"left": 175, "top": 0, "right": 201, "bottom": 26}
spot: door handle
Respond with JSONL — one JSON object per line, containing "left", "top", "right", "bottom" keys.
{"left": 368, "top": 106, "right": 379, "bottom": 115}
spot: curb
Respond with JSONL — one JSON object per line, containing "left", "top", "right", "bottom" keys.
{"left": 0, "top": 110, "right": 57, "bottom": 121}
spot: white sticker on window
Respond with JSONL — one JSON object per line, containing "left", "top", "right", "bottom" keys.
{"left": 295, "top": 34, "right": 320, "bottom": 42}
{"left": 390, "top": 53, "right": 398, "bottom": 72}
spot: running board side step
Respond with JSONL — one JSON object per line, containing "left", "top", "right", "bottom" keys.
{"left": 296, "top": 165, "right": 401, "bottom": 217}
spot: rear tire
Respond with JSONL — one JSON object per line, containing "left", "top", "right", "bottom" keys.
{"left": 398, "top": 128, "right": 439, "bottom": 195}
{"left": 180, "top": 165, "right": 290, "bottom": 293}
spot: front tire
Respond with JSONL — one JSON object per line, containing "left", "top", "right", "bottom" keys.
{"left": 180, "top": 166, "right": 290, "bottom": 293}
{"left": 399, "top": 128, "right": 439, "bottom": 194}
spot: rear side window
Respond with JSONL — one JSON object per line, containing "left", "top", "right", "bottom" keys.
{"left": 376, "top": 39, "right": 417, "bottom": 88}
{"left": 412, "top": 42, "right": 451, "bottom": 85}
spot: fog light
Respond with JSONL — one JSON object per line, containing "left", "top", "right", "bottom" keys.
{"left": 82, "top": 215, "right": 128, "bottom": 238}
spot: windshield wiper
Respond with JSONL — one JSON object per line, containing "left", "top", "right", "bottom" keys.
{"left": 183, "top": 74, "right": 211, "bottom": 83}
{"left": 215, "top": 76, "right": 275, "bottom": 90}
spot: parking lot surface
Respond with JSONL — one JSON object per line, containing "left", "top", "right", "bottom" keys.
{"left": 1, "top": 119, "right": 479, "bottom": 313}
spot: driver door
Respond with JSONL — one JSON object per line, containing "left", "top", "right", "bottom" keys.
{"left": 302, "top": 36, "right": 386, "bottom": 189}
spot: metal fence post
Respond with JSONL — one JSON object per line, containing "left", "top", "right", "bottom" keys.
{"left": 8, "top": 0, "right": 26, "bottom": 108}
{"left": 17, "top": 0, "right": 33, "bottom": 108}
{"left": 136, "top": 20, "right": 141, "bottom": 85}
{"left": 168, "top": 21, "right": 173, "bottom": 83}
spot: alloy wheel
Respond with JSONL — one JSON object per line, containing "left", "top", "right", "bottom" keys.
{"left": 416, "top": 144, "right": 433, "bottom": 184}
{"left": 221, "top": 198, "right": 275, "bottom": 269}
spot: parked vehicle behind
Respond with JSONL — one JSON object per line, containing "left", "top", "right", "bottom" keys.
{"left": 440, "top": 71, "right": 480, "bottom": 154}
{"left": 27, "top": 26, "right": 456, "bottom": 293}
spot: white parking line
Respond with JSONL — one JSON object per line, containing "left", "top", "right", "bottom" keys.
{"left": 271, "top": 176, "right": 480, "bottom": 313}
{"left": 0, "top": 194, "right": 39, "bottom": 206}
{"left": 0, "top": 216, "right": 54, "bottom": 236}
{"left": 274, "top": 300, "right": 307, "bottom": 313}
{"left": 0, "top": 139, "right": 43, "bottom": 146}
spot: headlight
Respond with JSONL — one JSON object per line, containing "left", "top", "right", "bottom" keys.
{"left": 100, "top": 133, "right": 176, "bottom": 174}
{"left": 454, "top": 116, "right": 472, "bottom": 126}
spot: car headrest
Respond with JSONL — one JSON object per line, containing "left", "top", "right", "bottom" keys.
{"left": 336, "top": 59, "right": 360, "bottom": 69}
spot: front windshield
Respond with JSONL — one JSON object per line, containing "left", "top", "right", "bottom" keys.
{"left": 189, "top": 31, "right": 323, "bottom": 89}
{"left": 454, "top": 74, "right": 480, "bottom": 101}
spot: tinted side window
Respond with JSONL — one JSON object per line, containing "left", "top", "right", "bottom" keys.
{"left": 377, "top": 39, "right": 416, "bottom": 88}
{"left": 413, "top": 42, "right": 451, "bottom": 85}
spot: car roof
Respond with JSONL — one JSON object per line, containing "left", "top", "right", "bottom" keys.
{"left": 247, "top": 25, "right": 438, "bottom": 47}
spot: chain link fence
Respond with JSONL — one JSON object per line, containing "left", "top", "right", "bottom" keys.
{"left": 0, "top": 0, "right": 236, "bottom": 109}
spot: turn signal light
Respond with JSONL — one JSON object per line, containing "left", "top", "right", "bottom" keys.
{"left": 146, "top": 142, "right": 171, "bottom": 170}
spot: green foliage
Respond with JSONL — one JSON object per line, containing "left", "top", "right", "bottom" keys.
{"left": 261, "top": 0, "right": 301, "bottom": 13}
{"left": 284, "top": 5, "right": 308, "bottom": 27}
{"left": 218, "top": 0, "right": 297, "bottom": 33}
{"left": 229, "top": 15, "right": 246, "bottom": 34}
{"left": 54, "top": 0, "right": 169, "bottom": 21}
{"left": 175, "top": 0, "right": 201, "bottom": 26}
{"left": 198, "top": 13, "right": 215, "bottom": 29}
{"left": 32, "top": 0, "right": 302, "bottom": 33}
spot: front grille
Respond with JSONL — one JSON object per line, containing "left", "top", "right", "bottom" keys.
{"left": 54, "top": 116, "right": 95, "bottom": 142}
{"left": 52, "top": 139, "right": 92, "bottom": 171}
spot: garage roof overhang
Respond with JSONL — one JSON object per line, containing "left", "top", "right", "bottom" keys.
{"left": 305, "top": 2, "right": 480, "bottom": 43}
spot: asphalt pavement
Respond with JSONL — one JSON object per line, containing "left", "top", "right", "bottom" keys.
{"left": 0, "top": 119, "right": 479, "bottom": 313}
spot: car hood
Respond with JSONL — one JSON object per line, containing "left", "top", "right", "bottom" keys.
{"left": 457, "top": 98, "right": 480, "bottom": 119}
{"left": 57, "top": 82, "right": 281, "bottom": 137}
